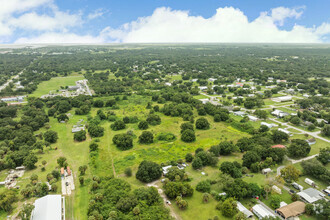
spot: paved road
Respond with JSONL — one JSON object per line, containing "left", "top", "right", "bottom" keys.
{"left": 276, "top": 154, "right": 319, "bottom": 176}
{"left": 269, "top": 118, "right": 330, "bottom": 143}
{"left": 0, "top": 70, "right": 24, "bottom": 92}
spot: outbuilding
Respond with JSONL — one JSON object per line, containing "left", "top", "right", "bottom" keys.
{"left": 252, "top": 204, "right": 275, "bottom": 219}
{"left": 237, "top": 202, "right": 253, "bottom": 218}
{"left": 305, "top": 178, "right": 316, "bottom": 187}
{"left": 31, "top": 195, "right": 65, "bottom": 220}
{"left": 262, "top": 168, "right": 272, "bottom": 175}
{"left": 272, "top": 185, "right": 282, "bottom": 194}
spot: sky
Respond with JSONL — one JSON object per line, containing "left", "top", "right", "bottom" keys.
{"left": 0, "top": 0, "right": 329, "bottom": 44}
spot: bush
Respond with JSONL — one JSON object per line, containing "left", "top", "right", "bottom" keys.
{"left": 88, "top": 124, "right": 104, "bottom": 137}
{"left": 124, "top": 168, "right": 132, "bottom": 177}
{"left": 180, "top": 122, "right": 194, "bottom": 133}
{"left": 138, "top": 120, "right": 149, "bottom": 130}
{"left": 139, "top": 131, "right": 154, "bottom": 144}
{"left": 185, "top": 153, "right": 193, "bottom": 162}
{"left": 43, "top": 130, "right": 58, "bottom": 143}
{"left": 196, "top": 180, "right": 211, "bottom": 193}
{"left": 146, "top": 114, "right": 161, "bottom": 125}
{"left": 110, "top": 120, "right": 126, "bottom": 131}
{"left": 136, "top": 161, "right": 162, "bottom": 183}
{"left": 113, "top": 134, "right": 133, "bottom": 150}
{"left": 192, "top": 157, "right": 203, "bottom": 170}
{"left": 181, "top": 129, "right": 196, "bottom": 142}
{"left": 195, "top": 117, "right": 210, "bottom": 130}
{"left": 157, "top": 132, "right": 176, "bottom": 142}
{"left": 74, "top": 130, "right": 86, "bottom": 142}
{"left": 89, "top": 142, "right": 99, "bottom": 152}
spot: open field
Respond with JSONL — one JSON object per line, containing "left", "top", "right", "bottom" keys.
{"left": 30, "top": 75, "right": 85, "bottom": 97}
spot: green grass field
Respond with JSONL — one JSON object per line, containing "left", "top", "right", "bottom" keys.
{"left": 30, "top": 75, "right": 85, "bottom": 97}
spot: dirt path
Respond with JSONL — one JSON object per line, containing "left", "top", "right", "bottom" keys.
{"left": 147, "top": 181, "right": 182, "bottom": 220}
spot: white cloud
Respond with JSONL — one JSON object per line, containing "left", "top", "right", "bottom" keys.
{"left": 88, "top": 8, "right": 107, "bottom": 20}
{"left": 102, "top": 7, "right": 330, "bottom": 43}
{"left": 9, "top": 10, "right": 82, "bottom": 31}
{"left": 270, "top": 6, "right": 304, "bottom": 26}
{"left": 15, "top": 32, "right": 104, "bottom": 44}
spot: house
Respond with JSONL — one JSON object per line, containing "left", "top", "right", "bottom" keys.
{"left": 276, "top": 201, "right": 305, "bottom": 219}
{"left": 237, "top": 202, "right": 253, "bottom": 218}
{"left": 261, "top": 122, "right": 277, "bottom": 128}
{"left": 252, "top": 204, "right": 275, "bottom": 219}
{"left": 271, "top": 110, "right": 289, "bottom": 118}
{"left": 248, "top": 115, "right": 258, "bottom": 121}
{"left": 164, "top": 82, "right": 172, "bottom": 86}
{"left": 198, "top": 86, "right": 208, "bottom": 91}
{"left": 306, "top": 138, "right": 316, "bottom": 145}
{"left": 72, "top": 127, "right": 85, "bottom": 133}
{"left": 272, "top": 96, "right": 292, "bottom": 102}
{"left": 305, "top": 178, "right": 316, "bottom": 187}
{"left": 248, "top": 94, "right": 255, "bottom": 97}
{"left": 292, "top": 182, "right": 304, "bottom": 191}
{"left": 271, "top": 144, "right": 286, "bottom": 149}
{"left": 208, "top": 78, "right": 217, "bottom": 82}
{"left": 234, "top": 111, "right": 246, "bottom": 117}
{"left": 278, "top": 128, "right": 292, "bottom": 136}
{"left": 31, "top": 195, "right": 65, "bottom": 220}
{"left": 162, "top": 165, "right": 172, "bottom": 175}
{"left": 191, "top": 79, "right": 198, "bottom": 82}
{"left": 262, "top": 168, "right": 272, "bottom": 175}
{"left": 272, "top": 185, "right": 282, "bottom": 194}
{"left": 68, "top": 86, "right": 79, "bottom": 91}
{"left": 297, "top": 188, "right": 325, "bottom": 203}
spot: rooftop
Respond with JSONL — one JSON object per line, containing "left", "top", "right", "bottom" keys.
{"left": 31, "top": 195, "right": 63, "bottom": 220}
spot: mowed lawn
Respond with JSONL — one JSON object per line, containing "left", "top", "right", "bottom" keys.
{"left": 30, "top": 75, "right": 85, "bottom": 97}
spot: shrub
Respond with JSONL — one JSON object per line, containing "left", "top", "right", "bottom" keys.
{"left": 124, "top": 168, "right": 132, "bottom": 177}
{"left": 110, "top": 120, "right": 126, "bottom": 131}
{"left": 181, "top": 129, "right": 196, "bottom": 142}
{"left": 196, "top": 180, "right": 211, "bottom": 193}
{"left": 74, "top": 130, "right": 86, "bottom": 142}
{"left": 113, "top": 134, "right": 133, "bottom": 150}
{"left": 138, "top": 120, "right": 149, "bottom": 130}
{"left": 136, "top": 161, "right": 162, "bottom": 183}
{"left": 89, "top": 142, "right": 99, "bottom": 152}
{"left": 146, "top": 114, "right": 161, "bottom": 125}
{"left": 195, "top": 117, "right": 210, "bottom": 130}
{"left": 139, "top": 131, "right": 154, "bottom": 144}
{"left": 185, "top": 153, "right": 193, "bottom": 162}
{"left": 157, "top": 132, "right": 176, "bottom": 142}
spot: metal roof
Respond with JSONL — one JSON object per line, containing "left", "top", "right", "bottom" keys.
{"left": 32, "top": 195, "right": 62, "bottom": 220}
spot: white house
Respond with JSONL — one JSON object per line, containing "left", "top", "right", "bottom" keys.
{"left": 272, "top": 96, "right": 292, "bottom": 102}
{"left": 234, "top": 111, "right": 246, "bottom": 117}
{"left": 271, "top": 110, "right": 289, "bottom": 118}
{"left": 208, "top": 78, "right": 217, "bottom": 82}
{"left": 262, "top": 168, "right": 272, "bottom": 175}
{"left": 278, "top": 128, "right": 292, "bottom": 136}
{"left": 31, "top": 195, "right": 65, "bottom": 220}
{"left": 248, "top": 115, "right": 258, "bottom": 121}
{"left": 237, "top": 202, "right": 253, "bottom": 218}
{"left": 297, "top": 188, "right": 325, "bottom": 203}
{"left": 252, "top": 204, "right": 275, "bottom": 219}
{"left": 261, "top": 122, "right": 277, "bottom": 128}
{"left": 164, "top": 82, "right": 172, "bottom": 86}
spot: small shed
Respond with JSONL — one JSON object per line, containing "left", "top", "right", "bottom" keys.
{"left": 272, "top": 185, "right": 282, "bottom": 194}
{"left": 271, "top": 144, "right": 286, "bottom": 149}
{"left": 307, "top": 138, "right": 316, "bottom": 145}
{"left": 262, "top": 168, "right": 272, "bottom": 175}
{"left": 305, "top": 178, "right": 315, "bottom": 187}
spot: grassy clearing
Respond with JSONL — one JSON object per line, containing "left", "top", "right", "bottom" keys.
{"left": 30, "top": 75, "right": 85, "bottom": 97}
